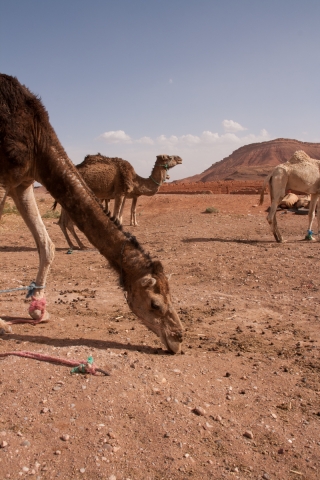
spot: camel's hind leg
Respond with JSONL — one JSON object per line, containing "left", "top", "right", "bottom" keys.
{"left": 0, "top": 185, "right": 8, "bottom": 219}
{"left": 10, "top": 184, "right": 55, "bottom": 320}
{"left": 305, "top": 194, "right": 319, "bottom": 240}
{"left": 130, "top": 196, "right": 139, "bottom": 226}
{"left": 266, "top": 176, "right": 286, "bottom": 243}
{"left": 113, "top": 195, "right": 125, "bottom": 224}
{"left": 58, "top": 210, "right": 87, "bottom": 250}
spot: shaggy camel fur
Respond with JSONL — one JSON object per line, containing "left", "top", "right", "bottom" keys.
{"left": 55, "top": 153, "right": 182, "bottom": 249}
{"left": 259, "top": 150, "right": 320, "bottom": 242}
{"left": 0, "top": 74, "right": 183, "bottom": 353}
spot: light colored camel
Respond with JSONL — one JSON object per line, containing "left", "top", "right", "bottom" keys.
{"left": 55, "top": 154, "right": 182, "bottom": 250}
{"left": 0, "top": 74, "right": 183, "bottom": 353}
{"left": 259, "top": 150, "right": 320, "bottom": 242}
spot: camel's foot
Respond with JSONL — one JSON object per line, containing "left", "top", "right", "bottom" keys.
{"left": 0, "top": 318, "right": 12, "bottom": 334}
{"left": 28, "top": 297, "right": 49, "bottom": 323}
{"left": 274, "top": 236, "right": 284, "bottom": 243}
{"left": 304, "top": 234, "right": 316, "bottom": 241}
{"left": 29, "top": 308, "right": 50, "bottom": 322}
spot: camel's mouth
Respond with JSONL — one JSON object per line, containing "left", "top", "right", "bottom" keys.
{"left": 160, "top": 330, "right": 183, "bottom": 354}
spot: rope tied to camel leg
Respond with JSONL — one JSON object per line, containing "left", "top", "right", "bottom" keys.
{"left": 0, "top": 281, "right": 45, "bottom": 296}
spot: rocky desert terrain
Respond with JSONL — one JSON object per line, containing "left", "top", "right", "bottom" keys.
{"left": 179, "top": 138, "right": 320, "bottom": 183}
{"left": 0, "top": 189, "right": 319, "bottom": 480}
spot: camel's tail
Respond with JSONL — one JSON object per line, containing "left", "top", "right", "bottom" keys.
{"left": 52, "top": 200, "right": 58, "bottom": 211}
{"left": 259, "top": 172, "right": 273, "bottom": 206}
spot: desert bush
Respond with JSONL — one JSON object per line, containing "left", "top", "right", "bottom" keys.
{"left": 3, "top": 203, "right": 19, "bottom": 215}
{"left": 205, "top": 206, "right": 219, "bottom": 214}
{"left": 42, "top": 210, "right": 60, "bottom": 219}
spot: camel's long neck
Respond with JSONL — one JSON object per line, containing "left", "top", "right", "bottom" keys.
{"left": 133, "top": 165, "right": 167, "bottom": 196}
{"left": 36, "top": 141, "right": 151, "bottom": 279}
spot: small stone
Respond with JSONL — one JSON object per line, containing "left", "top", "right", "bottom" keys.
{"left": 22, "top": 467, "right": 29, "bottom": 473}
{"left": 113, "top": 446, "right": 120, "bottom": 452}
{"left": 173, "top": 369, "right": 181, "bottom": 374}
{"left": 0, "top": 440, "right": 8, "bottom": 448}
{"left": 21, "top": 440, "right": 30, "bottom": 447}
{"left": 109, "top": 476, "right": 116, "bottom": 480}
{"left": 104, "top": 444, "right": 113, "bottom": 452}
{"left": 262, "top": 474, "right": 270, "bottom": 480}
{"left": 226, "top": 395, "right": 232, "bottom": 400}
{"left": 80, "top": 468, "right": 86, "bottom": 473}
{"left": 278, "top": 448, "right": 284, "bottom": 454}
{"left": 40, "top": 407, "right": 49, "bottom": 414}
{"left": 271, "top": 413, "right": 277, "bottom": 419}
{"left": 54, "top": 450, "right": 61, "bottom": 455}
{"left": 225, "top": 372, "right": 231, "bottom": 377}
{"left": 60, "top": 434, "right": 70, "bottom": 441}
{"left": 164, "top": 432, "right": 170, "bottom": 438}
{"left": 192, "top": 407, "right": 206, "bottom": 416}
{"left": 243, "top": 430, "right": 254, "bottom": 439}
{"left": 205, "top": 422, "right": 213, "bottom": 429}
{"left": 215, "top": 415, "right": 222, "bottom": 422}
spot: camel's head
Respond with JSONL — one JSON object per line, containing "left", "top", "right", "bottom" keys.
{"left": 126, "top": 261, "right": 183, "bottom": 354}
{"left": 156, "top": 154, "right": 183, "bottom": 170}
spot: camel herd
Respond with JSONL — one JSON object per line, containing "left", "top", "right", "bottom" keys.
{"left": 0, "top": 73, "right": 319, "bottom": 351}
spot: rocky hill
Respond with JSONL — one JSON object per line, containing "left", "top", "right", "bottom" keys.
{"left": 175, "top": 138, "right": 320, "bottom": 183}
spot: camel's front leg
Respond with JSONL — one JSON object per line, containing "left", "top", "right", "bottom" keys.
{"left": 10, "top": 184, "right": 55, "bottom": 321}
{"left": 305, "top": 194, "right": 318, "bottom": 241}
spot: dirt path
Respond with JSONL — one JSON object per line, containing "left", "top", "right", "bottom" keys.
{"left": 0, "top": 193, "right": 319, "bottom": 479}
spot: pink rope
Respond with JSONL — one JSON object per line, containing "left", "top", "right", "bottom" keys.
{"left": 0, "top": 351, "right": 110, "bottom": 376}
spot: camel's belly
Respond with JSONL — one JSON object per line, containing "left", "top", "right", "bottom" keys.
{"left": 286, "top": 165, "right": 320, "bottom": 194}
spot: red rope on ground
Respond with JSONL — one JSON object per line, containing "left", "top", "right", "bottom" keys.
{"left": 0, "top": 351, "right": 110, "bottom": 376}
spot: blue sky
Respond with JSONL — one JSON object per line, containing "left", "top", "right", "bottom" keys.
{"left": 1, "top": 0, "right": 320, "bottom": 180}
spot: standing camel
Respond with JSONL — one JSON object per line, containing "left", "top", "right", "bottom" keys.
{"left": 55, "top": 153, "right": 182, "bottom": 249}
{"left": 259, "top": 150, "right": 320, "bottom": 242}
{"left": 0, "top": 74, "right": 183, "bottom": 353}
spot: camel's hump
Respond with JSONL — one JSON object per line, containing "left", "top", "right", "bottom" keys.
{"left": 288, "top": 150, "right": 312, "bottom": 164}
{"left": 78, "top": 154, "right": 126, "bottom": 167}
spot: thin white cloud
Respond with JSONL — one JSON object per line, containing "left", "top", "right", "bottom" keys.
{"left": 100, "top": 130, "right": 132, "bottom": 143}
{"left": 136, "top": 136, "right": 154, "bottom": 145}
{"left": 222, "top": 119, "right": 247, "bottom": 133}
{"left": 99, "top": 127, "right": 269, "bottom": 148}
{"left": 169, "top": 78, "right": 173, "bottom": 84}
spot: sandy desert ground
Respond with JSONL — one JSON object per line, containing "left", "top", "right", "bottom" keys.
{"left": 0, "top": 191, "right": 319, "bottom": 480}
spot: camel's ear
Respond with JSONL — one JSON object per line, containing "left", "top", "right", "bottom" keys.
{"left": 140, "top": 275, "right": 157, "bottom": 288}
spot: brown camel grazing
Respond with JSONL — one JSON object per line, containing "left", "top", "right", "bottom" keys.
{"left": 259, "top": 150, "right": 320, "bottom": 242}
{"left": 0, "top": 74, "right": 183, "bottom": 353}
{"left": 54, "top": 153, "right": 182, "bottom": 249}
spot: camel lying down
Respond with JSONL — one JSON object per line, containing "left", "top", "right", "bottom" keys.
{"left": 260, "top": 150, "right": 320, "bottom": 242}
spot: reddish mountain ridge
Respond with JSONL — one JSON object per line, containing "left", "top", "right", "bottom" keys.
{"left": 175, "top": 138, "right": 320, "bottom": 183}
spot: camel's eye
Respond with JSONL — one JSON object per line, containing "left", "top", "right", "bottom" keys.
{"left": 151, "top": 300, "right": 161, "bottom": 311}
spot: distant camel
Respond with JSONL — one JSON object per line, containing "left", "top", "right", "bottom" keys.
{"left": 259, "top": 150, "right": 320, "bottom": 242}
{"left": 55, "top": 154, "right": 182, "bottom": 249}
{"left": 0, "top": 74, "right": 183, "bottom": 353}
